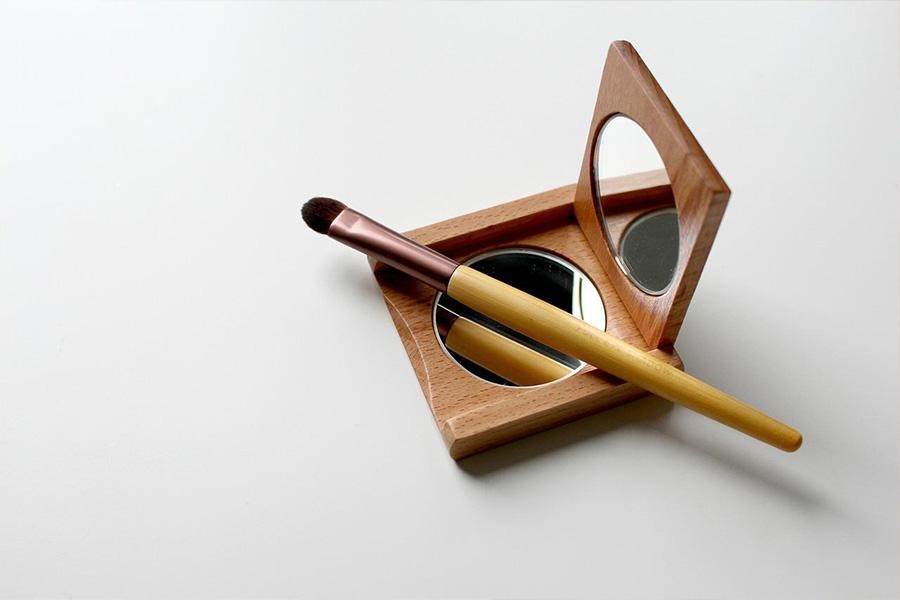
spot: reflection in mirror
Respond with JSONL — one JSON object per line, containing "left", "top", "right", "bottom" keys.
{"left": 433, "top": 248, "right": 606, "bottom": 387}
{"left": 592, "top": 115, "right": 679, "bottom": 295}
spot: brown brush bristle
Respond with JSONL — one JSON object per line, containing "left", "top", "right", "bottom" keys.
{"left": 302, "top": 197, "right": 346, "bottom": 234}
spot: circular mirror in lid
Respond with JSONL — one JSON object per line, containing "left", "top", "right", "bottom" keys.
{"left": 591, "top": 115, "right": 679, "bottom": 295}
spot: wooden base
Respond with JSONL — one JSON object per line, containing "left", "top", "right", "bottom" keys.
{"left": 371, "top": 177, "right": 683, "bottom": 460}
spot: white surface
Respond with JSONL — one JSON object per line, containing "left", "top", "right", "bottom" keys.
{"left": 1, "top": 2, "right": 898, "bottom": 598}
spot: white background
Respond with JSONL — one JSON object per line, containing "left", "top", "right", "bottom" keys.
{"left": 1, "top": 2, "right": 898, "bottom": 598}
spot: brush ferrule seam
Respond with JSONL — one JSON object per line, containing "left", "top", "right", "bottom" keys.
{"left": 328, "top": 210, "right": 458, "bottom": 292}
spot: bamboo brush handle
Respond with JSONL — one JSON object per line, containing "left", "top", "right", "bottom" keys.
{"left": 448, "top": 266, "right": 803, "bottom": 452}
{"left": 444, "top": 316, "right": 573, "bottom": 386}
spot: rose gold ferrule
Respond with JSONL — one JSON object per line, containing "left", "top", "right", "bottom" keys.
{"left": 327, "top": 208, "right": 459, "bottom": 292}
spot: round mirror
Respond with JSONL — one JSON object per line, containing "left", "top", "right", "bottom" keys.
{"left": 592, "top": 115, "right": 679, "bottom": 295}
{"left": 433, "top": 248, "right": 606, "bottom": 387}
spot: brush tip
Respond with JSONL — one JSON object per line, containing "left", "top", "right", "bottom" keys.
{"left": 302, "top": 197, "right": 346, "bottom": 234}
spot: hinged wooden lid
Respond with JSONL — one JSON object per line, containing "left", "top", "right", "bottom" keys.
{"left": 573, "top": 41, "right": 730, "bottom": 349}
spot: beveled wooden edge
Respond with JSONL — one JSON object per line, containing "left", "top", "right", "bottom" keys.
{"left": 373, "top": 184, "right": 576, "bottom": 265}
{"left": 371, "top": 171, "right": 673, "bottom": 270}
{"left": 573, "top": 40, "right": 731, "bottom": 348}
{"left": 443, "top": 350, "right": 682, "bottom": 459}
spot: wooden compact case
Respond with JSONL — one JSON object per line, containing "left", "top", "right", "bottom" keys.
{"left": 371, "top": 41, "right": 730, "bottom": 460}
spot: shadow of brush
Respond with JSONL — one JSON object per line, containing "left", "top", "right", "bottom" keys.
{"left": 646, "top": 415, "right": 826, "bottom": 510}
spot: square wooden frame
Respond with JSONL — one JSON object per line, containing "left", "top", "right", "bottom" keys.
{"left": 573, "top": 41, "right": 730, "bottom": 347}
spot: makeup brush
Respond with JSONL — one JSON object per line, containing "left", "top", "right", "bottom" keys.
{"left": 302, "top": 197, "right": 803, "bottom": 452}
